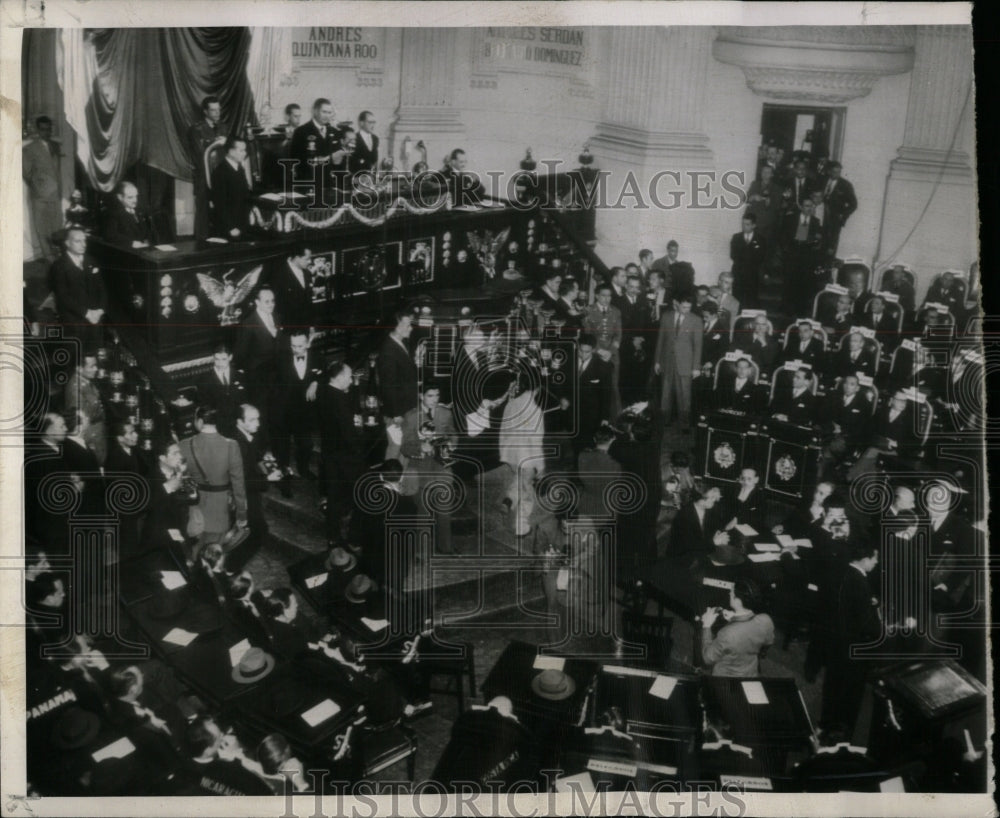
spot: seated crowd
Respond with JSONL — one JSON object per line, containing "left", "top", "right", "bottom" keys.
{"left": 22, "top": 143, "right": 985, "bottom": 795}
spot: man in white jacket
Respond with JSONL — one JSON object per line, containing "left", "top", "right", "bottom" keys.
{"left": 496, "top": 377, "right": 546, "bottom": 537}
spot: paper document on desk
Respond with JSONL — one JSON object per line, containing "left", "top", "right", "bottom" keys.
{"left": 301, "top": 698, "right": 341, "bottom": 727}
{"left": 228, "top": 638, "right": 252, "bottom": 667}
{"left": 154, "top": 244, "right": 177, "bottom": 252}
{"left": 734, "top": 524, "right": 758, "bottom": 537}
{"left": 533, "top": 655, "right": 565, "bottom": 672}
{"left": 162, "top": 628, "right": 198, "bottom": 647}
{"left": 648, "top": 675, "right": 677, "bottom": 700}
{"left": 742, "top": 681, "right": 770, "bottom": 705}
{"left": 160, "top": 571, "right": 186, "bottom": 590}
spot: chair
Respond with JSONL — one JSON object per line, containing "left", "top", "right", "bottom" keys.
{"left": 768, "top": 363, "right": 818, "bottom": 406}
{"left": 864, "top": 297, "right": 904, "bottom": 336}
{"left": 713, "top": 355, "right": 760, "bottom": 390}
{"left": 204, "top": 141, "right": 254, "bottom": 191}
{"left": 877, "top": 264, "right": 915, "bottom": 293}
{"left": 358, "top": 721, "right": 418, "bottom": 780}
{"left": 620, "top": 610, "right": 674, "bottom": 669}
{"left": 729, "top": 312, "right": 774, "bottom": 346}
{"left": 781, "top": 322, "right": 828, "bottom": 352}
{"left": 417, "top": 640, "right": 477, "bottom": 712}
{"left": 918, "top": 305, "right": 956, "bottom": 340}
{"left": 836, "top": 257, "right": 872, "bottom": 296}
{"left": 813, "top": 286, "right": 852, "bottom": 325}
{"left": 836, "top": 331, "right": 882, "bottom": 371}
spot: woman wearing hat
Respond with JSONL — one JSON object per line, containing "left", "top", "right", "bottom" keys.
{"left": 701, "top": 579, "right": 774, "bottom": 677}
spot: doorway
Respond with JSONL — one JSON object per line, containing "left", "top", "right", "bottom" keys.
{"left": 760, "top": 103, "right": 845, "bottom": 164}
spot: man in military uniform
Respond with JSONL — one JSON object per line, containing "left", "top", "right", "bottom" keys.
{"left": 186, "top": 96, "right": 226, "bottom": 241}
{"left": 178, "top": 406, "right": 247, "bottom": 564}
{"left": 582, "top": 281, "right": 623, "bottom": 417}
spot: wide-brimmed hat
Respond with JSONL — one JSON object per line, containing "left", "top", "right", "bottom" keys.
{"left": 231, "top": 647, "right": 276, "bottom": 684}
{"left": 51, "top": 706, "right": 101, "bottom": 749}
{"left": 709, "top": 545, "right": 746, "bottom": 566}
{"left": 325, "top": 547, "right": 357, "bottom": 572}
{"left": 345, "top": 574, "right": 377, "bottom": 604}
{"left": 530, "top": 669, "right": 576, "bottom": 701}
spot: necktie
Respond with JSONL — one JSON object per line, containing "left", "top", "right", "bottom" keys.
{"left": 826, "top": 180, "right": 834, "bottom": 197}
{"left": 745, "top": 233, "right": 751, "bottom": 243}
{"left": 220, "top": 371, "right": 228, "bottom": 386}
{"left": 675, "top": 314, "right": 682, "bottom": 332}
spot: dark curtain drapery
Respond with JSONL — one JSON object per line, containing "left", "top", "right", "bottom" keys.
{"left": 62, "top": 27, "right": 257, "bottom": 191}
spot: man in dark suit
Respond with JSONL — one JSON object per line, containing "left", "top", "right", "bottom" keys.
{"left": 833, "top": 331, "right": 878, "bottom": 381}
{"left": 534, "top": 271, "right": 563, "bottom": 313}
{"left": 729, "top": 213, "right": 767, "bottom": 309}
{"left": 64, "top": 350, "right": 107, "bottom": 465}
{"left": 819, "top": 161, "right": 857, "bottom": 258}
{"left": 274, "top": 331, "right": 321, "bottom": 483}
{"left": 62, "top": 409, "right": 106, "bottom": 518}
{"left": 787, "top": 157, "right": 815, "bottom": 208}
{"left": 376, "top": 311, "right": 418, "bottom": 421}
{"left": 187, "top": 96, "right": 226, "bottom": 241}
{"left": 48, "top": 227, "right": 107, "bottom": 351}
{"left": 230, "top": 404, "right": 269, "bottom": 572}
{"left": 725, "top": 467, "right": 766, "bottom": 533}
{"left": 318, "top": 362, "right": 366, "bottom": 548}
{"left": 399, "top": 383, "right": 458, "bottom": 555}
{"left": 770, "top": 367, "right": 819, "bottom": 426}
{"left": 846, "top": 391, "right": 919, "bottom": 481}
{"left": 742, "top": 314, "right": 779, "bottom": 375}
{"left": 104, "top": 420, "right": 148, "bottom": 559}
{"left": 782, "top": 198, "right": 824, "bottom": 316}
{"left": 235, "top": 287, "right": 283, "bottom": 437}
{"left": 700, "top": 301, "right": 730, "bottom": 372}
{"left": 141, "top": 439, "right": 199, "bottom": 557}
{"left": 820, "top": 542, "right": 881, "bottom": 739}
{"left": 714, "top": 357, "right": 759, "bottom": 414}
{"left": 197, "top": 344, "right": 247, "bottom": 438}
{"left": 439, "top": 148, "right": 485, "bottom": 206}
{"left": 103, "top": 181, "right": 152, "bottom": 248}
{"left": 654, "top": 293, "right": 703, "bottom": 430}
{"left": 289, "top": 98, "right": 347, "bottom": 186}
{"left": 209, "top": 137, "right": 252, "bottom": 240}
{"left": 574, "top": 334, "right": 614, "bottom": 451}
{"left": 858, "top": 295, "right": 899, "bottom": 352}
{"left": 349, "top": 110, "right": 379, "bottom": 177}
{"left": 618, "top": 275, "right": 651, "bottom": 405}
{"left": 818, "top": 374, "right": 872, "bottom": 480}
{"left": 779, "top": 319, "right": 827, "bottom": 377}
{"left": 669, "top": 485, "right": 728, "bottom": 561}
{"left": 269, "top": 246, "right": 314, "bottom": 333}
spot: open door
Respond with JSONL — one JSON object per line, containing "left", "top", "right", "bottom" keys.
{"left": 761, "top": 103, "right": 845, "bottom": 166}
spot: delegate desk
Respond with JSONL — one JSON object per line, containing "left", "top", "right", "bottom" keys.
{"left": 481, "top": 640, "right": 599, "bottom": 749}
{"left": 90, "top": 200, "right": 534, "bottom": 371}
{"left": 591, "top": 664, "right": 700, "bottom": 778}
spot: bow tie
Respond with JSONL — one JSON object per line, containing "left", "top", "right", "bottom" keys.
{"left": 295, "top": 355, "right": 305, "bottom": 363}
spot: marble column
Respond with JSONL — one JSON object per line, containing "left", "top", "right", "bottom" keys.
{"left": 589, "top": 28, "right": 719, "bottom": 271}
{"left": 880, "top": 26, "right": 976, "bottom": 299}
{"left": 390, "top": 29, "right": 466, "bottom": 170}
